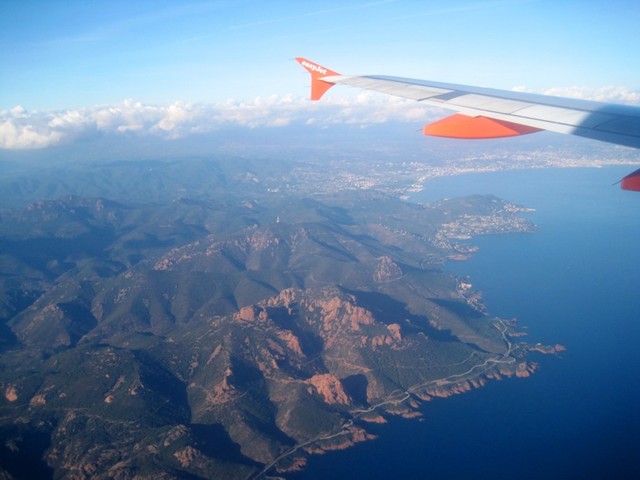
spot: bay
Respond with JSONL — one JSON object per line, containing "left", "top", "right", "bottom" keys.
{"left": 290, "top": 166, "right": 640, "bottom": 479}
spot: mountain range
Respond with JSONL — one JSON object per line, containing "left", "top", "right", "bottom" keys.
{"left": 0, "top": 156, "right": 556, "bottom": 479}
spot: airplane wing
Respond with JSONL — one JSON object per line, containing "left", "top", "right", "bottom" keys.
{"left": 295, "top": 57, "right": 640, "bottom": 191}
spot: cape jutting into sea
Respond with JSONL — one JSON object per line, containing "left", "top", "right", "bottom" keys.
{"left": 290, "top": 166, "right": 640, "bottom": 480}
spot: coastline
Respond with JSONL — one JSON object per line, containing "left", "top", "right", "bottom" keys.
{"left": 258, "top": 313, "right": 561, "bottom": 478}
{"left": 290, "top": 166, "right": 640, "bottom": 480}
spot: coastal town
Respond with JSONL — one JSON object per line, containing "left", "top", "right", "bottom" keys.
{"left": 263, "top": 136, "right": 640, "bottom": 199}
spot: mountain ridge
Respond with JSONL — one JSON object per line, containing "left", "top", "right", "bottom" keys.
{"left": 0, "top": 160, "right": 555, "bottom": 479}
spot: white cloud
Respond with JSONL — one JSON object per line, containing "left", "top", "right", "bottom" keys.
{"left": 514, "top": 85, "right": 640, "bottom": 105}
{"left": 0, "top": 94, "right": 438, "bottom": 150}
{"left": 0, "top": 118, "right": 65, "bottom": 149}
{"left": 542, "top": 86, "right": 640, "bottom": 105}
{"left": 2, "top": 85, "right": 639, "bottom": 150}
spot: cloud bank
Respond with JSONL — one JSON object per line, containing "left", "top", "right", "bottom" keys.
{"left": 2, "top": 86, "right": 639, "bottom": 150}
{"left": 512, "top": 85, "right": 640, "bottom": 104}
{"left": 0, "top": 94, "right": 437, "bottom": 150}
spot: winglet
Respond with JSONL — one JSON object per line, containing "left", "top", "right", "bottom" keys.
{"left": 295, "top": 57, "right": 340, "bottom": 101}
{"left": 621, "top": 168, "right": 640, "bottom": 191}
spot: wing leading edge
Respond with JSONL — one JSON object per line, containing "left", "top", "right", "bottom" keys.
{"left": 295, "top": 57, "right": 640, "bottom": 191}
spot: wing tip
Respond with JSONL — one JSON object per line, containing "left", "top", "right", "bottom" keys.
{"left": 621, "top": 168, "right": 640, "bottom": 191}
{"left": 295, "top": 57, "right": 340, "bottom": 101}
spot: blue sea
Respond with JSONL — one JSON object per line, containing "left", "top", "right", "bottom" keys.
{"left": 290, "top": 166, "right": 640, "bottom": 479}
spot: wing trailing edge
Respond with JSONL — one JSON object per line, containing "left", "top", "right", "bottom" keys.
{"left": 295, "top": 57, "right": 640, "bottom": 191}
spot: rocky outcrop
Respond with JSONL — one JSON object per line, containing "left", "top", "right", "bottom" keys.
{"left": 234, "top": 305, "right": 268, "bottom": 323}
{"left": 310, "top": 295, "right": 375, "bottom": 332}
{"left": 266, "top": 287, "right": 298, "bottom": 311}
{"left": 303, "top": 426, "right": 377, "bottom": 455}
{"left": 307, "top": 374, "right": 351, "bottom": 405}
{"left": 4, "top": 384, "right": 18, "bottom": 402}
{"left": 373, "top": 256, "right": 403, "bottom": 283}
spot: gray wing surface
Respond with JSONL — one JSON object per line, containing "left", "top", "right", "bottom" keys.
{"left": 323, "top": 74, "right": 640, "bottom": 149}
{"left": 295, "top": 57, "right": 640, "bottom": 190}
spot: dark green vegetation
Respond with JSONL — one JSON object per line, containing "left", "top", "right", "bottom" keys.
{"left": 0, "top": 157, "right": 544, "bottom": 479}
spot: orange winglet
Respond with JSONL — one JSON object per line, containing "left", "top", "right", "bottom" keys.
{"left": 295, "top": 57, "right": 340, "bottom": 101}
{"left": 423, "top": 114, "right": 542, "bottom": 139}
{"left": 621, "top": 168, "right": 640, "bottom": 191}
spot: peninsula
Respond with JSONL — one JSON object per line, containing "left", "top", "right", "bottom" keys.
{"left": 0, "top": 157, "right": 559, "bottom": 479}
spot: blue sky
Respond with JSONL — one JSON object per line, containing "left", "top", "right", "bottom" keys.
{"left": 2, "top": 0, "right": 639, "bottom": 110}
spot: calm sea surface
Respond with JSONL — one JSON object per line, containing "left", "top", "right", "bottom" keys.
{"left": 290, "top": 166, "right": 640, "bottom": 479}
